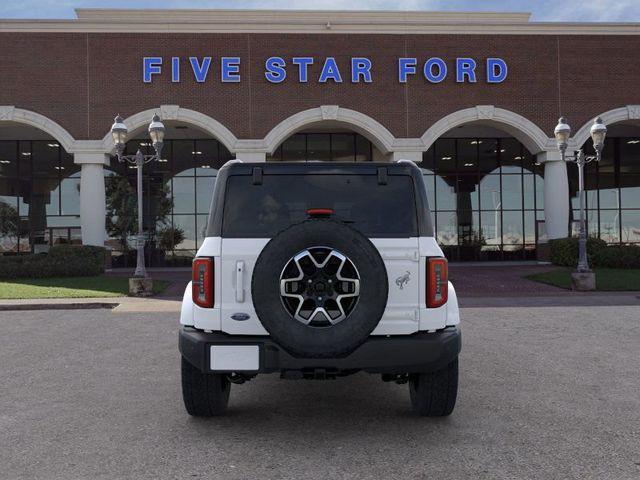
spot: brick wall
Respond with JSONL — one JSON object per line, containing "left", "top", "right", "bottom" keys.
{"left": 1, "top": 32, "right": 639, "bottom": 142}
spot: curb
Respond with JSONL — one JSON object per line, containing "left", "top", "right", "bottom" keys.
{"left": 0, "top": 302, "right": 120, "bottom": 312}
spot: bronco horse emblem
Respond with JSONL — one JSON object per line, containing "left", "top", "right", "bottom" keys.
{"left": 395, "top": 271, "right": 411, "bottom": 290}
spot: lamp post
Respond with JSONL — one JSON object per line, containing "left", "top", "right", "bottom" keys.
{"left": 553, "top": 116, "right": 607, "bottom": 287}
{"left": 110, "top": 114, "right": 165, "bottom": 280}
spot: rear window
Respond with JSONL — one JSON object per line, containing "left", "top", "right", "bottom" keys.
{"left": 221, "top": 174, "right": 418, "bottom": 238}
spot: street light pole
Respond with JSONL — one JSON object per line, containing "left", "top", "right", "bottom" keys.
{"left": 575, "top": 149, "right": 589, "bottom": 272}
{"left": 554, "top": 117, "right": 607, "bottom": 286}
{"left": 134, "top": 149, "right": 146, "bottom": 277}
{"left": 110, "top": 114, "right": 165, "bottom": 281}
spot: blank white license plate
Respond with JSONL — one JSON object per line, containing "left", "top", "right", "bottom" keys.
{"left": 210, "top": 345, "right": 259, "bottom": 371}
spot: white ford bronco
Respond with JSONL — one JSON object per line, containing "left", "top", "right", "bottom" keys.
{"left": 179, "top": 160, "right": 460, "bottom": 416}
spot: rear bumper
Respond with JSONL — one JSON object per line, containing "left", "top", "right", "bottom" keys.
{"left": 179, "top": 326, "right": 461, "bottom": 375}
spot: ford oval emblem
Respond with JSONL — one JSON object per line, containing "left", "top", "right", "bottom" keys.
{"left": 231, "top": 313, "right": 250, "bottom": 321}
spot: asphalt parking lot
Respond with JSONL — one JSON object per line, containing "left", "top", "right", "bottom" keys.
{"left": 1, "top": 306, "right": 639, "bottom": 480}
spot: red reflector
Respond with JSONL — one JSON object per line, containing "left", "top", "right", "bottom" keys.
{"left": 307, "top": 208, "right": 334, "bottom": 216}
{"left": 427, "top": 257, "right": 448, "bottom": 308}
{"left": 192, "top": 258, "right": 214, "bottom": 308}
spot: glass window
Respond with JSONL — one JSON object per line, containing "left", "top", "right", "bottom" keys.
{"left": 172, "top": 177, "right": 195, "bottom": 214}
{"left": 331, "top": 134, "right": 355, "bottom": 162}
{"left": 455, "top": 176, "right": 479, "bottom": 210}
{"left": 267, "top": 145, "right": 283, "bottom": 162}
{"left": 282, "top": 134, "right": 306, "bottom": 162}
{"left": 306, "top": 134, "right": 331, "bottom": 162}
{"left": 355, "top": 134, "right": 372, "bottom": 162}
{"left": 195, "top": 139, "right": 219, "bottom": 174}
{"left": 222, "top": 174, "right": 418, "bottom": 238}
{"left": 523, "top": 174, "right": 536, "bottom": 210}
{"left": 477, "top": 139, "right": 498, "bottom": 174}
{"left": 173, "top": 140, "right": 195, "bottom": 176}
{"left": 500, "top": 138, "right": 523, "bottom": 174}
{"left": 196, "top": 176, "right": 216, "bottom": 214}
{"left": 502, "top": 174, "right": 523, "bottom": 211}
{"left": 502, "top": 211, "right": 523, "bottom": 247}
{"left": 535, "top": 174, "right": 544, "bottom": 210}
{"left": 436, "top": 211, "right": 457, "bottom": 245}
{"left": 435, "top": 139, "right": 456, "bottom": 175}
{"left": 421, "top": 147, "right": 435, "bottom": 170}
{"left": 172, "top": 214, "right": 196, "bottom": 250}
{"left": 435, "top": 175, "right": 456, "bottom": 211}
{"left": 620, "top": 138, "right": 640, "bottom": 174}
{"left": 32, "top": 141, "right": 59, "bottom": 177}
{"left": 421, "top": 173, "right": 435, "bottom": 210}
{"left": 599, "top": 210, "right": 620, "bottom": 243}
{"left": 524, "top": 210, "right": 536, "bottom": 245}
{"left": 620, "top": 176, "right": 640, "bottom": 208}
{"left": 60, "top": 176, "right": 80, "bottom": 215}
{"left": 196, "top": 214, "right": 209, "bottom": 248}
{"left": 479, "top": 175, "right": 501, "bottom": 211}
{"left": 457, "top": 138, "right": 478, "bottom": 173}
{"left": 0, "top": 141, "right": 18, "bottom": 177}
{"left": 621, "top": 210, "right": 640, "bottom": 243}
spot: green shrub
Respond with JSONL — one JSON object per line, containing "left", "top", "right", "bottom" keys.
{"left": 550, "top": 237, "right": 640, "bottom": 269}
{"left": 549, "top": 237, "right": 607, "bottom": 267}
{"left": 0, "top": 245, "right": 106, "bottom": 279}
{"left": 593, "top": 245, "right": 640, "bottom": 269}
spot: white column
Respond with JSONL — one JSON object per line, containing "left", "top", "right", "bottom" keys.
{"left": 234, "top": 151, "right": 267, "bottom": 162}
{"left": 75, "top": 152, "right": 109, "bottom": 246}
{"left": 538, "top": 151, "right": 569, "bottom": 239}
{"left": 391, "top": 151, "right": 423, "bottom": 163}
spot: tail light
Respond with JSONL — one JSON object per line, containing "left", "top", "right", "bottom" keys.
{"left": 192, "top": 258, "right": 214, "bottom": 308}
{"left": 427, "top": 257, "right": 448, "bottom": 308}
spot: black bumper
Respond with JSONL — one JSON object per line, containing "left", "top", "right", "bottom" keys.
{"left": 179, "top": 326, "right": 461, "bottom": 375}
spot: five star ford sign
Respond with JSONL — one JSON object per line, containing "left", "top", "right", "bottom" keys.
{"left": 142, "top": 56, "right": 508, "bottom": 84}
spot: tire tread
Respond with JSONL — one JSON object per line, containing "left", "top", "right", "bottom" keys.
{"left": 181, "top": 358, "right": 230, "bottom": 417}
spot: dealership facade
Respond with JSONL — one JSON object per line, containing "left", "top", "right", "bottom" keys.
{"left": 1, "top": 9, "right": 640, "bottom": 264}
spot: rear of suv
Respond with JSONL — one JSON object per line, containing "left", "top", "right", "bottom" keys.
{"left": 179, "top": 160, "right": 461, "bottom": 416}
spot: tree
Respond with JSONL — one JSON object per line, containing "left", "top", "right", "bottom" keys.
{"left": 0, "top": 201, "right": 21, "bottom": 250}
{"left": 105, "top": 175, "right": 172, "bottom": 252}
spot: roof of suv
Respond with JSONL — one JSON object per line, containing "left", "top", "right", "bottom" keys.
{"left": 220, "top": 161, "right": 423, "bottom": 175}
{"left": 206, "top": 160, "right": 434, "bottom": 238}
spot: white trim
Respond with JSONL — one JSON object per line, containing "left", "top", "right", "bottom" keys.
{"left": 0, "top": 106, "right": 76, "bottom": 153}
{"left": 421, "top": 105, "right": 553, "bottom": 154}
{"left": 2, "top": 10, "right": 640, "bottom": 35}
{"left": 263, "top": 105, "right": 397, "bottom": 154}
{"left": 571, "top": 105, "right": 640, "bottom": 148}
{"left": 100, "top": 105, "right": 239, "bottom": 154}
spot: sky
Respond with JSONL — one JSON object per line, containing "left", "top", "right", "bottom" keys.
{"left": 1, "top": 0, "right": 640, "bottom": 22}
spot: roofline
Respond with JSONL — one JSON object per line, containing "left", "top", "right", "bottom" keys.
{"left": 0, "top": 9, "right": 638, "bottom": 35}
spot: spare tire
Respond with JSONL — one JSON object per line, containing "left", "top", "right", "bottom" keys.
{"left": 251, "top": 219, "right": 388, "bottom": 358}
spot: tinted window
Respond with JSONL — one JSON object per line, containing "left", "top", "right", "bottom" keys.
{"left": 222, "top": 174, "right": 418, "bottom": 237}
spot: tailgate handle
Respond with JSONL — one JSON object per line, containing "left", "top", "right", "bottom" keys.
{"left": 235, "top": 261, "right": 245, "bottom": 302}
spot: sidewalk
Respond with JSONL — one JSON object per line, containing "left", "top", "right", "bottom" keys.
{"left": 0, "top": 295, "right": 182, "bottom": 312}
{"left": 2, "top": 263, "right": 639, "bottom": 312}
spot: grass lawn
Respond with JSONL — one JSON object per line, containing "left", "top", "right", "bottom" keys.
{"left": 526, "top": 268, "right": 640, "bottom": 291}
{"left": 0, "top": 276, "right": 169, "bottom": 299}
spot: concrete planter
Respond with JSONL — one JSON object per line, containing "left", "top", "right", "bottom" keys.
{"left": 129, "top": 277, "right": 154, "bottom": 297}
{"left": 571, "top": 272, "right": 596, "bottom": 291}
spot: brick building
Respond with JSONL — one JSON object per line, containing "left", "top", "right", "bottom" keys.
{"left": 1, "top": 9, "right": 640, "bottom": 264}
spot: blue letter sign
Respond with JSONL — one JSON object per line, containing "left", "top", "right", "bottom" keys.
{"left": 265, "top": 57, "right": 287, "bottom": 83}
{"left": 424, "top": 58, "right": 447, "bottom": 83}
{"left": 487, "top": 58, "right": 508, "bottom": 83}
{"left": 189, "top": 57, "right": 211, "bottom": 83}
{"left": 398, "top": 58, "right": 417, "bottom": 83}
{"left": 351, "top": 58, "right": 372, "bottom": 83}
{"left": 142, "top": 55, "right": 508, "bottom": 84}
{"left": 143, "top": 57, "right": 162, "bottom": 83}
{"left": 319, "top": 57, "right": 343, "bottom": 83}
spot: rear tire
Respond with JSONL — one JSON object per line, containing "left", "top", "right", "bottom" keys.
{"left": 181, "top": 358, "right": 230, "bottom": 417}
{"left": 409, "top": 358, "right": 458, "bottom": 417}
